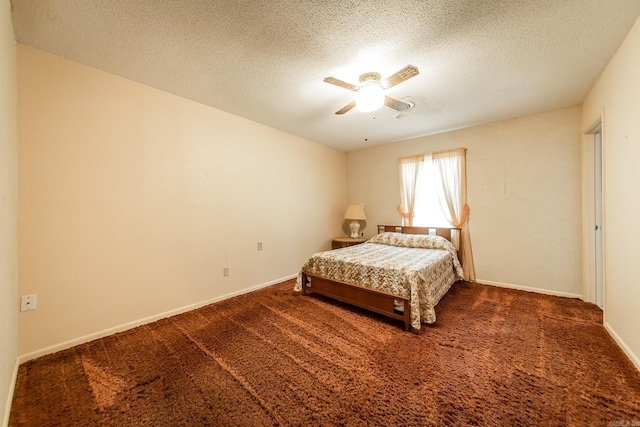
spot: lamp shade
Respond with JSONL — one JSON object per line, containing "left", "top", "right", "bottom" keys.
{"left": 344, "top": 204, "right": 366, "bottom": 220}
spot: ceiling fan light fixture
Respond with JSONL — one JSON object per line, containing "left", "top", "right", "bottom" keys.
{"left": 355, "top": 83, "right": 385, "bottom": 112}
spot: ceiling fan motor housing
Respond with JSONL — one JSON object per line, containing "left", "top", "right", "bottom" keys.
{"left": 359, "top": 72, "right": 381, "bottom": 84}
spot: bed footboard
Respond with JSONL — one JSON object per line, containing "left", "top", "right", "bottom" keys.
{"left": 301, "top": 271, "right": 411, "bottom": 331}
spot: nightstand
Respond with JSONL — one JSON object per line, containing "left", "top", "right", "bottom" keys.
{"left": 331, "top": 237, "right": 367, "bottom": 250}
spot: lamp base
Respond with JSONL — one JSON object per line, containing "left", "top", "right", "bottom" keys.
{"left": 349, "top": 221, "right": 361, "bottom": 239}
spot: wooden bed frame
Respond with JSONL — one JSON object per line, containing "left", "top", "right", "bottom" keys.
{"left": 300, "top": 225, "right": 460, "bottom": 331}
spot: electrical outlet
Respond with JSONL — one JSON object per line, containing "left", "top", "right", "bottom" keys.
{"left": 257, "top": 242, "right": 263, "bottom": 251}
{"left": 21, "top": 294, "right": 37, "bottom": 312}
{"left": 223, "top": 267, "right": 229, "bottom": 277}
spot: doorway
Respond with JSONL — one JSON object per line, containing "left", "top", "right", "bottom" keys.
{"left": 584, "top": 121, "right": 604, "bottom": 309}
{"left": 593, "top": 127, "right": 604, "bottom": 309}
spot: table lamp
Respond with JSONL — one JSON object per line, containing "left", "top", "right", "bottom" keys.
{"left": 344, "top": 204, "right": 366, "bottom": 239}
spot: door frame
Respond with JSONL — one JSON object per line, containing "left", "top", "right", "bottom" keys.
{"left": 582, "top": 116, "right": 605, "bottom": 311}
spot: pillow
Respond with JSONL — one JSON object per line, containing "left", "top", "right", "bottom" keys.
{"left": 369, "top": 232, "right": 452, "bottom": 251}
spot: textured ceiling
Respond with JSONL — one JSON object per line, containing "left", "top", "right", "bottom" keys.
{"left": 10, "top": 0, "right": 640, "bottom": 152}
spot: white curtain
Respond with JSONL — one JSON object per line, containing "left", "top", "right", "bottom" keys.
{"left": 397, "top": 154, "right": 424, "bottom": 226}
{"left": 432, "top": 148, "right": 475, "bottom": 281}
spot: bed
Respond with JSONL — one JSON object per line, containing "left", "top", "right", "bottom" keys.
{"left": 295, "top": 225, "right": 464, "bottom": 331}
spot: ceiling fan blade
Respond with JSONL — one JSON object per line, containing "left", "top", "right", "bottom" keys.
{"left": 335, "top": 100, "right": 356, "bottom": 115}
{"left": 385, "top": 65, "right": 419, "bottom": 89}
{"left": 384, "top": 96, "right": 412, "bottom": 111}
{"left": 324, "top": 76, "right": 359, "bottom": 92}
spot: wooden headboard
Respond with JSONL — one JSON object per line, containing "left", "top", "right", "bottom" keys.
{"left": 377, "top": 225, "right": 461, "bottom": 243}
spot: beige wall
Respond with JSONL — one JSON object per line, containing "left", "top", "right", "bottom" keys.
{"left": 17, "top": 45, "right": 346, "bottom": 356}
{"left": 582, "top": 17, "right": 640, "bottom": 368}
{"left": 0, "top": 0, "right": 17, "bottom": 423}
{"left": 347, "top": 106, "right": 583, "bottom": 296}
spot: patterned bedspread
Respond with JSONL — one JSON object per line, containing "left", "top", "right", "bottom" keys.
{"left": 295, "top": 232, "right": 465, "bottom": 329}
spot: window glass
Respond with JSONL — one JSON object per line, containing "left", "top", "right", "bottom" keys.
{"left": 413, "top": 154, "right": 450, "bottom": 227}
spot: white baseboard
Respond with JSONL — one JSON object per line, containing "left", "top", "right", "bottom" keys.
{"left": 18, "top": 274, "right": 296, "bottom": 364}
{"left": 604, "top": 322, "right": 640, "bottom": 372}
{"left": 475, "top": 279, "right": 583, "bottom": 299}
{"left": 2, "top": 357, "right": 19, "bottom": 427}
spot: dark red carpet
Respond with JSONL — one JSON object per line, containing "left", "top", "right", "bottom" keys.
{"left": 10, "top": 280, "right": 640, "bottom": 426}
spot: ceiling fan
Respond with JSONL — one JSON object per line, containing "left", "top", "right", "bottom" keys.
{"left": 323, "top": 65, "right": 419, "bottom": 115}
